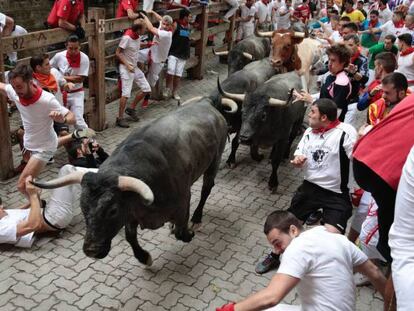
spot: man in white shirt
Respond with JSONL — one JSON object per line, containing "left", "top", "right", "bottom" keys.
{"left": 255, "top": 0, "right": 272, "bottom": 30}
{"left": 0, "top": 165, "right": 97, "bottom": 247}
{"left": 216, "top": 211, "right": 386, "bottom": 311}
{"left": 138, "top": 12, "right": 173, "bottom": 90}
{"left": 50, "top": 34, "right": 90, "bottom": 130}
{"left": 378, "top": 0, "right": 392, "bottom": 24}
{"left": 255, "top": 98, "right": 358, "bottom": 274}
{"left": 236, "top": 0, "right": 256, "bottom": 41}
{"left": 115, "top": 18, "right": 151, "bottom": 128}
{"left": 396, "top": 33, "right": 414, "bottom": 91}
{"left": 0, "top": 64, "right": 75, "bottom": 195}
{"left": 0, "top": 12, "right": 14, "bottom": 36}
{"left": 364, "top": 11, "right": 406, "bottom": 40}
{"left": 274, "top": 0, "right": 293, "bottom": 30}
{"left": 6, "top": 24, "right": 27, "bottom": 65}
{"left": 223, "top": 0, "right": 240, "bottom": 23}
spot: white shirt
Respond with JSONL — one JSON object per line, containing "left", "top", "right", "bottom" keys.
{"left": 255, "top": 1, "right": 271, "bottom": 24}
{"left": 151, "top": 28, "right": 173, "bottom": 63}
{"left": 278, "top": 226, "right": 368, "bottom": 311}
{"left": 270, "top": 0, "right": 285, "bottom": 23}
{"left": 0, "top": 12, "right": 6, "bottom": 33}
{"left": 0, "top": 209, "right": 35, "bottom": 248}
{"left": 275, "top": 5, "right": 292, "bottom": 29}
{"left": 7, "top": 25, "right": 28, "bottom": 62}
{"left": 240, "top": 5, "right": 256, "bottom": 27}
{"left": 118, "top": 34, "right": 142, "bottom": 67}
{"left": 50, "top": 50, "right": 90, "bottom": 90}
{"left": 294, "top": 122, "right": 357, "bottom": 193}
{"left": 378, "top": 7, "right": 392, "bottom": 25}
{"left": 329, "top": 30, "right": 342, "bottom": 43}
{"left": 379, "top": 20, "right": 405, "bottom": 38}
{"left": 5, "top": 84, "right": 69, "bottom": 152}
{"left": 396, "top": 51, "right": 414, "bottom": 82}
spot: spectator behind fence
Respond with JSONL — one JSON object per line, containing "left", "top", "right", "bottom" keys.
{"left": 217, "top": 211, "right": 386, "bottom": 311}
{"left": 116, "top": 0, "right": 139, "bottom": 20}
{"left": 5, "top": 24, "right": 27, "bottom": 67}
{"left": 0, "top": 64, "right": 75, "bottom": 195}
{"left": 164, "top": 9, "right": 191, "bottom": 101}
{"left": 0, "top": 12, "right": 14, "bottom": 37}
{"left": 235, "top": 0, "right": 256, "bottom": 41}
{"left": 50, "top": 35, "right": 90, "bottom": 130}
{"left": 116, "top": 18, "right": 151, "bottom": 128}
{"left": 46, "top": 0, "right": 86, "bottom": 39}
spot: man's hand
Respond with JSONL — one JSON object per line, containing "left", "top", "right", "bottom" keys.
{"left": 25, "top": 176, "right": 40, "bottom": 197}
{"left": 127, "top": 63, "right": 135, "bottom": 72}
{"left": 216, "top": 303, "right": 235, "bottom": 311}
{"left": 63, "top": 82, "right": 76, "bottom": 92}
{"left": 290, "top": 155, "right": 307, "bottom": 167}
{"left": 293, "top": 89, "right": 313, "bottom": 103}
{"left": 346, "top": 63, "right": 357, "bottom": 74}
{"left": 49, "top": 111, "right": 66, "bottom": 123}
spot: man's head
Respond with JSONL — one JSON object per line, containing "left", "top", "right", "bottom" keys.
{"left": 392, "top": 11, "right": 404, "bottom": 24}
{"left": 132, "top": 18, "right": 146, "bottom": 35}
{"left": 374, "top": 52, "right": 397, "bottom": 79}
{"left": 246, "top": 0, "right": 255, "bottom": 8}
{"left": 66, "top": 34, "right": 81, "bottom": 57}
{"left": 384, "top": 34, "right": 396, "bottom": 50}
{"left": 30, "top": 54, "right": 51, "bottom": 75}
{"left": 308, "top": 98, "right": 338, "bottom": 128}
{"left": 343, "top": 34, "right": 360, "bottom": 54}
{"left": 397, "top": 33, "right": 413, "bottom": 50}
{"left": 382, "top": 72, "right": 408, "bottom": 105}
{"left": 339, "top": 16, "right": 351, "bottom": 34}
{"left": 327, "top": 43, "right": 351, "bottom": 74}
{"left": 179, "top": 8, "right": 191, "bottom": 21}
{"left": 344, "top": 0, "right": 354, "bottom": 12}
{"left": 379, "top": 0, "right": 388, "bottom": 10}
{"left": 330, "top": 15, "right": 340, "bottom": 29}
{"left": 405, "top": 14, "right": 414, "bottom": 29}
{"left": 285, "top": 0, "right": 292, "bottom": 7}
{"left": 264, "top": 211, "right": 303, "bottom": 254}
{"left": 160, "top": 15, "right": 173, "bottom": 31}
{"left": 370, "top": 10, "right": 379, "bottom": 23}
{"left": 7, "top": 64, "right": 34, "bottom": 98}
{"left": 342, "top": 22, "right": 358, "bottom": 36}
{"left": 357, "top": 0, "right": 364, "bottom": 10}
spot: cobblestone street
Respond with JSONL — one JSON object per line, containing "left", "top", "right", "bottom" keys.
{"left": 0, "top": 58, "right": 384, "bottom": 310}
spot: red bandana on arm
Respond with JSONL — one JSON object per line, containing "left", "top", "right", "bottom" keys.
{"left": 66, "top": 51, "right": 81, "bottom": 68}
{"left": 312, "top": 119, "right": 341, "bottom": 134}
{"left": 19, "top": 85, "right": 43, "bottom": 106}
{"left": 400, "top": 47, "right": 414, "bottom": 56}
{"left": 124, "top": 28, "right": 139, "bottom": 40}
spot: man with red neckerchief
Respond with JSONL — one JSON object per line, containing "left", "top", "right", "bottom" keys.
{"left": 46, "top": 0, "right": 85, "bottom": 39}
{"left": 396, "top": 33, "right": 414, "bottom": 91}
{"left": 50, "top": 34, "right": 90, "bottom": 130}
{"left": 0, "top": 64, "right": 75, "bottom": 196}
{"left": 362, "top": 11, "right": 406, "bottom": 39}
{"left": 292, "top": 0, "right": 311, "bottom": 23}
{"left": 116, "top": 0, "right": 139, "bottom": 19}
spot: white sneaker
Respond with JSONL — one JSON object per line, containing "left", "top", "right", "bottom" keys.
{"left": 354, "top": 272, "right": 370, "bottom": 286}
{"left": 173, "top": 93, "right": 181, "bottom": 100}
{"left": 163, "top": 88, "right": 171, "bottom": 99}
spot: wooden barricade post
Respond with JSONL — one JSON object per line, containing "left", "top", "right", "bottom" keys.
{"left": 87, "top": 7, "right": 107, "bottom": 131}
{"left": 0, "top": 42, "right": 15, "bottom": 179}
{"left": 226, "top": 14, "right": 236, "bottom": 51}
{"left": 189, "top": 5, "right": 209, "bottom": 80}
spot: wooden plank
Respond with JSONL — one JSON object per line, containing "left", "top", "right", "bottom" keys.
{"left": 226, "top": 14, "right": 236, "bottom": 51}
{"left": 0, "top": 41, "right": 15, "bottom": 179}
{"left": 87, "top": 8, "right": 107, "bottom": 131}
{"left": 189, "top": 5, "right": 209, "bottom": 79}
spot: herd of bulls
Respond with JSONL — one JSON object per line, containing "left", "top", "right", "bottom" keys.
{"left": 33, "top": 27, "right": 326, "bottom": 265}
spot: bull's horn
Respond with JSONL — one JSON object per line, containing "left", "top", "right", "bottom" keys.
{"left": 181, "top": 96, "right": 203, "bottom": 106}
{"left": 293, "top": 32, "right": 305, "bottom": 38}
{"left": 255, "top": 29, "right": 273, "bottom": 37}
{"left": 268, "top": 97, "right": 288, "bottom": 106}
{"left": 221, "top": 98, "right": 238, "bottom": 113}
{"left": 242, "top": 52, "right": 253, "bottom": 60}
{"left": 31, "top": 171, "right": 86, "bottom": 189}
{"left": 213, "top": 48, "right": 228, "bottom": 56}
{"left": 118, "top": 176, "right": 154, "bottom": 206}
{"left": 217, "top": 77, "right": 245, "bottom": 102}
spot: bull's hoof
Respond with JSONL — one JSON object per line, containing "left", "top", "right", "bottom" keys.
{"left": 169, "top": 223, "right": 175, "bottom": 234}
{"left": 191, "top": 222, "right": 202, "bottom": 231}
{"left": 145, "top": 253, "right": 153, "bottom": 266}
{"left": 227, "top": 161, "right": 237, "bottom": 169}
{"left": 268, "top": 182, "right": 279, "bottom": 193}
{"left": 137, "top": 250, "right": 153, "bottom": 266}
{"left": 251, "top": 153, "right": 264, "bottom": 162}
{"left": 175, "top": 228, "right": 194, "bottom": 243}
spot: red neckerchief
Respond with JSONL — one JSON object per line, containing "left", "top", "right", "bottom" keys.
{"left": 369, "top": 19, "right": 378, "bottom": 27}
{"left": 178, "top": 19, "right": 189, "bottom": 28}
{"left": 124, "top": 28, "right": 139, "bottom": 40}
{"left": 19, "top": 85, "right": 42, "bottom": 106}
{"left": 400, "top": 46, "right": 414, "bottom": 56}
{"left": 350, "top": 47, "right": 362, "bottom": 64}
{"left": 394, "top": 20, "right": 404, "bottom": 28}
{"left": 312, "top": 119, "right": 341, "bottom": 134}
{"left": 32, "top": 72, "right": 58, "bottom": 93}
{"left": 66, "top": 51, "right": 81, "bottom": 68}
{"left": 346, "top": 8, "right": 354, "bottom": 13}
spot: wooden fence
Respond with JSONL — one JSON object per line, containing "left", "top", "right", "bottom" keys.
{"left": 0, "top": 3, "right": 235, "bottom": 180}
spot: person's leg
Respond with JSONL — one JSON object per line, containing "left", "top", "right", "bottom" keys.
{"left": 165, "top": 55, "right": 176, "bottom": 98}
{"left": 348, "top": 191, "right": 372, "bottom": 243}
{"left": 130, "top": 67, "right": 152, "bottom": 111}
{"left": 344, "top": 102, "right": 357, "bottom": 126}
{"left": 172, "top": 58, "right": 185, "bottom": 100}
{"left": 68, "top": 92, "right": 88, "bottom": 129}
{"left": 17, "top": 151, "right": 50, "bottom": 195}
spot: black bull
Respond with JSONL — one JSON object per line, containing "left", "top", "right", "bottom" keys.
{"left": 239, "top": 71, "right": 307, "bottom": 191}
{"left": 33, "top": 100, "right": 228, "bottom": 265}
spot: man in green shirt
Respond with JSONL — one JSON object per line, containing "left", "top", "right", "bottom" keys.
{"left": 366, "top": 34, "right": 398, "bottom": 85}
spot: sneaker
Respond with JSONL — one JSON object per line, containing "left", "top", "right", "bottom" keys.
{"left": 116, "top": 118, "right": 130, "bottom": 128}
{"left": 163, "top": 88, "right": 172, "bottom": 99}
{"left": 305, "top": 210, "right": 323, "bottom": 225}
{"left": 354, "top": 272, "right": 370, "bottom": 286}
{"left": 255, "top": 253, "right": 280, "bottom": 274}
{"left": 142, "top": 99, "right": 149, "bottom": 108}
{"left": 125, "top": 107, "right": 139, "bottom": 121}
{"left": 72, "top": 128, "right": 96, "bottom": 139}
{"left": 173, "top": 93, "right": 181, "bottom": 100}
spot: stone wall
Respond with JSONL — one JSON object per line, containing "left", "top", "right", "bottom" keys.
{"left": 1, "top": 0, "right": 116, "bottom": 32}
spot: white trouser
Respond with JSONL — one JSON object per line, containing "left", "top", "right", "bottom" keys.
{"left": 237, "top": 23, "right": 254, "bottom": 40}
{"left": 390, "top": 145, "right": 414, "bottom": 310}
{"left": 67, "top": 91, "right": 88, "bottom": 129}
{"left": 167, "top": 55, "right": 186, "bottom": 77}
{"left": 350, "top": 191, "right": 371, "bottom": 232}
{"left": 343, "top": 102, "right": 358, "bottom": 126}
{"left": 44, "top": 165, "right": 98, "bottom": 229}
{"left": 143, "top": 0, "right": 154, "bottom": 11}
{"left": 224, "top": 0, "right": 239, "bottom": 19}
{"left": 119, "top": 64, "right": 151, "bottom": 97}
{"left": 265, "top": 304, "right": 301, "bottom": 311}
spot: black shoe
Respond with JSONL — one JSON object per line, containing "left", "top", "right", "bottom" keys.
{"left": 305, "top": 210, "right": 323, "bottom": 225}
{"left": 116, "top": 118, "right": 130, "bottom": 128}
{"left": 255, "top": 253, "right": 280, "bottom": 274}
{"left": 125, "top": 108, "right": 139, "bottom": 121}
